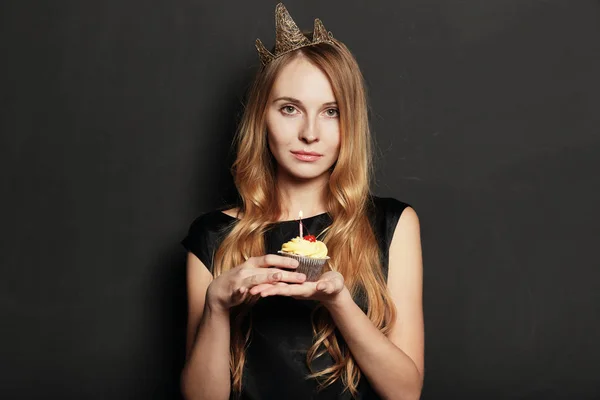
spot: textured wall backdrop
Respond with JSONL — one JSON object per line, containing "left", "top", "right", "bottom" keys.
{"left": 1, "top": 0, "right": 599, "bottom": 399}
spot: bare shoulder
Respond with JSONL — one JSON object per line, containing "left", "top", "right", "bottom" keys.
{"left": 397, "top": 206, "right": 420, "bottom": 231}
{"left": 389, "top": 206, "right": 422, "bottom": 263}
{"left": 390, "top": 206, "right": 421, "bottom": 259}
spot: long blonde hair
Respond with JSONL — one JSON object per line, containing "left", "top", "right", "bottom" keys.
{"left": 213, "top": 37, "right": 397, "bottom": 397}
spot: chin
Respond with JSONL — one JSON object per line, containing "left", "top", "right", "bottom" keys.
{"left": 281, "top": 165, "right": 332, "bottom": 181}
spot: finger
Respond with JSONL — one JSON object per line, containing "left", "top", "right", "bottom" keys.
{"left": 240, "top": 272, "right": 304, "bottom": 296}
{"left": 250, "top": 281, "right": 287, "bottom": 295}
{"left": 247, "top": 254, "right": 299, "bottom": 269}
{"left": 316, "top": 280, "right": 335, "bottom": 294}
{"left": 319, "top": 271, "right": 344, "bottom": 282}
{"left": 333, "top": 276, "right": 345, "bottom": 292}
{"left": 240, "top": 272, "right": 279, "bottom": 289}
{"left": 248, "top": 283, "right": 272, "bottom": 295}
{"left": 242, "top": 270, "right": 306, "bottom": 289}
{"left": 266, "top": 269, "right": 306, "bottom": 283}
{"left": 274, "top": 270, "right": 306, "bottom": 283}
{"left": 321, "top": 276, "right": 345, "bottom": 293}
{"left": 261, "top": 283, "right": 315, "bottom": 298}
{"left": 231, "top": 286, "right": 247, "bottom": 303}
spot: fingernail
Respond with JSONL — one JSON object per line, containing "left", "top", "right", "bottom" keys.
{"left": 297, "top": 273, "right": 306, "bottom": 280}
{"left": 290, "top": 259, "right": 299, "bottom": 267}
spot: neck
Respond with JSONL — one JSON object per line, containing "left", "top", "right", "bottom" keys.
{"left": 276, "top": 170, "right": 329, "bottom": 221}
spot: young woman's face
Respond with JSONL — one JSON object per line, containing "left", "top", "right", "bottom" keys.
{"left": 266, "top": 56, "right": 341, "bottom": 182}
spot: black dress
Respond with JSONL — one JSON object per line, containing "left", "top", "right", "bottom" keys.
{"left": 182, "top": 196, "right": 410, "bottom": 399}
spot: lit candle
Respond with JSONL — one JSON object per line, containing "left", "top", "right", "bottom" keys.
{"left": 298, "top": 210, "right": 303, "bottom": 238}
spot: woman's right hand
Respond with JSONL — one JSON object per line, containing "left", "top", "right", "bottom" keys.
{"left": 205, "top": 254, "right": 305, "bottom": 312}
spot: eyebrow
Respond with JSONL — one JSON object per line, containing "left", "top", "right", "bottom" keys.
{"left": 272, "top": 96, "right": 337, "bottom": 107}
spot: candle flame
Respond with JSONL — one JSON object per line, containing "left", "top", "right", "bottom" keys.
{"left": 299, "top": 210, "right": 303, "bottom": 219}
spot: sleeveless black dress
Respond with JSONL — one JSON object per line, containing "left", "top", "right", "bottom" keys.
{"left": 182, "top": 196, "right": 409, "bottom": 399}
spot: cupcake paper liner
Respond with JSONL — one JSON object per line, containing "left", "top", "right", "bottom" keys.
{"left": 277, "top": 251, "right": 329, "bottom": 282}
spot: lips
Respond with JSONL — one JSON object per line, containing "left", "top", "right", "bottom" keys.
{"left": 291, "top": 150, "right": 323, "bottom": 162}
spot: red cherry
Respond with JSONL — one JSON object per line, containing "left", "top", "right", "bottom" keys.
{"left": 303, "top": 235, "right": 316, "bottom": 242}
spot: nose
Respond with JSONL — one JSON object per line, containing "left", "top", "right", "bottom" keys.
{"left": 299, "top": 118, "right": 319, "bottom": 144}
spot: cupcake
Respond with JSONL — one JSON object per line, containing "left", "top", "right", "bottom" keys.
{"left": 278, "top": 235, "right": 329, "bottom": 281}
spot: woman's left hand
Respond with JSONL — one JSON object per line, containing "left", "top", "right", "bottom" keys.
{"left": 248, "top": 271, "right": 347, "bottom": 304}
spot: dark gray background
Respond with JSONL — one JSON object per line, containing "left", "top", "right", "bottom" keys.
{"left": 1, "top": 0, "right": 599, "bottom": 399}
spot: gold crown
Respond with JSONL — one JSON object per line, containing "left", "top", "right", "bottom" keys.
{"left": 255, "top": 3, "right": 334, "bottom": 66}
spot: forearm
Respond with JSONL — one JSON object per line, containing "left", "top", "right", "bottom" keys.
{"left": 181, "top": 304, "right": 231, "bottom": 400}
{"left": 325, "top": 289, "right": 422, "bottom": 400}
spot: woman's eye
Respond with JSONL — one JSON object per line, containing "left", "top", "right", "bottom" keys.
{"left": 281, "top": 106, "right": 297, "bottom": 114}
{"left": 326, "top": 108, "right": 339, "bottom": 117}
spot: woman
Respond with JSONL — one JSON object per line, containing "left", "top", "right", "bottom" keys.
{"left": 181, "top": 4, "right": 423, "bottom": 399}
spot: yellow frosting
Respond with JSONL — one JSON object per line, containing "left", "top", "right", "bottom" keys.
{"left": 281, "top": 237, "right": 328, "bottom": 258}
